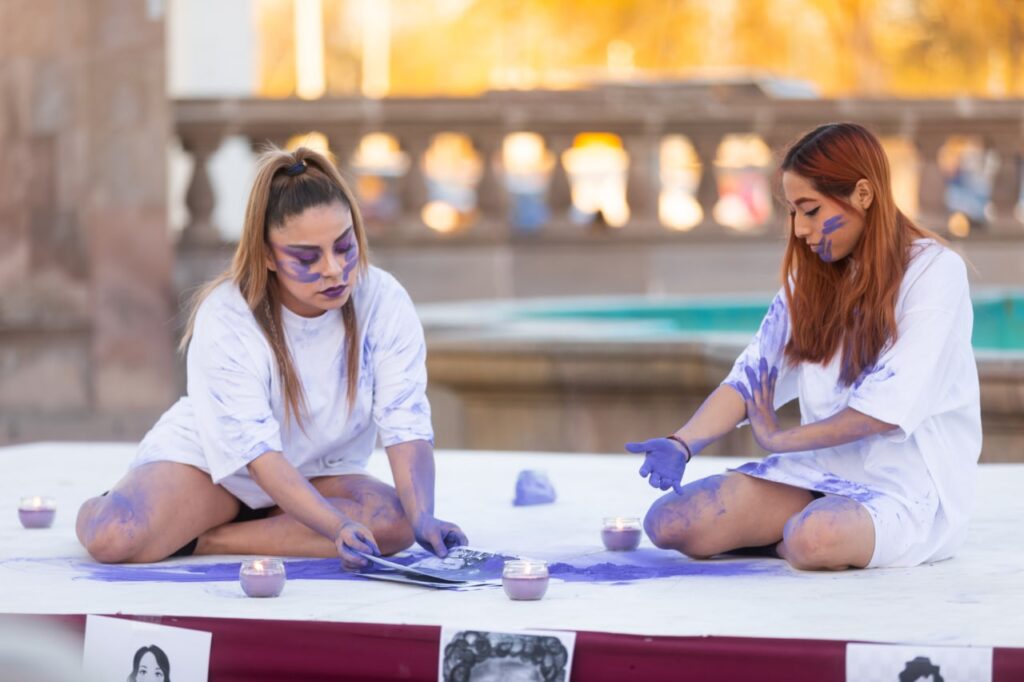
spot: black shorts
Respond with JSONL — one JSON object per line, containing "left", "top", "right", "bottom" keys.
{"left": 170, "top": 502, "right": 273, "bottom": 557}
{"left": 725, "top": 490, "right": 825, "bottom": 559}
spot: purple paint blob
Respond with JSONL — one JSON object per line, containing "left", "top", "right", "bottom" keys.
{"left": 513, "top": 470, "right": 557, "bottom": 506}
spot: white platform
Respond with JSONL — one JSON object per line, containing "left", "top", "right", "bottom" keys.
{"left": 2, "top": 442, "right": 1022, "bottom": 648}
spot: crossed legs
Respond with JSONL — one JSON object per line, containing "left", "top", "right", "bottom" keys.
{"left": 643, "top": 472, "right": 875, "bottom": 570}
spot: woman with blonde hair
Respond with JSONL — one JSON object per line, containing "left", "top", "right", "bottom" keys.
{"left": 628, "top": 122, "right": 981, "bottom": 570}
{"left": 77, "top": 147, "right": 466, "bottom": 569}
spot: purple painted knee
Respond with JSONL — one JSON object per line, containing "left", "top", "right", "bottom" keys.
{"left": 782, "top": 510, "right": 847, "bottom": 570}
{"left": 75, "top": 493, "right": 149, "bottom": 563}
{"left": 643, "top": 495, "right": 717, "bottom": 559}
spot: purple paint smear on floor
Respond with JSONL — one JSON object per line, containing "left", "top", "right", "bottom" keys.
{"left": 68, "top": 550, "right": 790, "bottom": 586}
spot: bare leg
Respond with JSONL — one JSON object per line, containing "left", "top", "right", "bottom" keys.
{"left": 643, "top": 473, "right": 815, "bottom": 559}
{"left": 778, "top": 494, "right": 875, "bottom": 570}
{"left": 196, "top": 474, "right": 415, "bottom": 557}
{"left": 76, "top": 462, "right": 241, "bottom": 563}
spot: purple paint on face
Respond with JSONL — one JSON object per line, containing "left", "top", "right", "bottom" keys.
{"left": 275, "top": 230, "right": 359, "bottom": 288}
{"left": 277, "top": 246, "right": 322, "bottom": 284}
{"left": 815, "top": 238, "right": 834, "bottom": 263}
{"left": 822, "top": 215, "right": 845, "bottom": 235}
{"left": 812, "top": 215, "right": 845, "bottom": 262}
{"left": 341, "top": 247, "right": 359, "bottom": 281}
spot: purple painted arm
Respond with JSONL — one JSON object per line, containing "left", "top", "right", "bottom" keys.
{"left": 247, "top": 451, "right": 379, "bottom": 570}
{"left": 386, "top": 439, "right": 468, "bottom": 557}
{"left": 626, "top": 384, "right": 748, "bottom": 494}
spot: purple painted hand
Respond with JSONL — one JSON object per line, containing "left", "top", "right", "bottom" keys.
{"left": 335, "top": 520, "right": 381, "bottom": 571}
{"left": 625, "top": 438, "right": 688, "bottom": 495}
{"left": 736, "top": 357, "right": 782, "bottom": 452}
{"left": 414, "top": 515, "right": 469, "bottom": 558}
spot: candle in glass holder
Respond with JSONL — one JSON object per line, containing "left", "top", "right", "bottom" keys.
{"left": 601, "top": 517, "right": 642, "bottom": 551}
{"left": 18, "top": 496, "right": 56, "bottom": 529}
{"left": 502, "top": 560, "right": 549, "bottom": 601}
{"left": 239, "top": 558, "right": 286, "bottom": 598}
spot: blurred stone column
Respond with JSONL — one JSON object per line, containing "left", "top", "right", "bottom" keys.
{"left": 399, "top": 135, "right": 430, "bottom": 236}
{"left": 989, "top": 134, "right": 1022, "bottom": 233}
{"left": 544, "top": 133, "right": 574, "bottom": 228}
{"left": 472, "top": 132, "right": 507, "bottom": 237}
{"left": 916, "top": 132, "right": 948, "bottom": 227}
{"left": 624, "top": 132, "right": 662, "bottom": 234}
{"left": 691, "top": 131, "right": 723, "bottom": 230}
{"left": 86, "top": 0, "right": 177, "bottom": 414}
{"left": 179, "top": 130, "right": 222, "bottom": 246}
{"left": 325, "top": 128, "right": 360, "bottom": 181}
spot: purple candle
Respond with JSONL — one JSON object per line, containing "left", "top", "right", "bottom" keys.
{"left": 239, "top": 558, "right": 286, "bottom": 598}
{"left": 18, "top": 497, "right": 56, "bottom": 529}
{"left": 502, "top": 560, "right": 549, "bottom": 601}
{"left": 601, "top": 517, "right": 642, "bottom": 551}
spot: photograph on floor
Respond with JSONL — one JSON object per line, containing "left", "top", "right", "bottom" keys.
{"left": 83, "top": 615, "right": 212, "bottom": 682}
{"left": 439, "top": 628, "right": 576, "bottom": 682}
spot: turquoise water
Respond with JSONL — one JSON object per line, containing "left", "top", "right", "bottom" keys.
{"left": 523, "top": 295, "right": 1024, "bottom": 351}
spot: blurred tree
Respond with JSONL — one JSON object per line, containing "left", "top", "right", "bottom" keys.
{"left": 256, "top": 0, "right": 1024, "bottom": 98}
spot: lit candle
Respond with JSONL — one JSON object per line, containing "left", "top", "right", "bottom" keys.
{"left": 239, "top": 558, "right": 286, "bottom": 598}
{"left": 601, "top": 516, "right": 642, "bottom": 551}
{"left": 18, "top": 496, "right": 56, "bottom": 529}
{"left": 502, "top": 560, "right": 549, "bottom": 601}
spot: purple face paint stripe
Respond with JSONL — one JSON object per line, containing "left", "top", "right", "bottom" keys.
{"left": 822, "top": 215, "right": 845, "bottom": 234}
{"left": 342, "top": 250, "right": 359, "bottom": 280}
{"left": 275, "top": 245, "right": 323, "bottom": 284}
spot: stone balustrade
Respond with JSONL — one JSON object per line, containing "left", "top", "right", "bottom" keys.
{"left": 174, "top": 83, "right": 1024, "bottom": 246}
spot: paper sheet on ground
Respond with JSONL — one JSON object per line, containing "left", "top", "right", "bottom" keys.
{"left": 358, "top": 547, "right": 516, "bottom": 588}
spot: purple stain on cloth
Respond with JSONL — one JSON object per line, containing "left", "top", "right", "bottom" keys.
{"left": 513, "top": 470, "right": 557, "bottom": 506}
{"left": 57, "top": 549, "right": 792, "bottom": 587}
{"left": 547, "top": 558, "right": 786, "bottom": 582}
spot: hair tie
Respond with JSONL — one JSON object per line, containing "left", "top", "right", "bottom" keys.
{"left": 284, "top": 160, "right": 307, "bottom": 176}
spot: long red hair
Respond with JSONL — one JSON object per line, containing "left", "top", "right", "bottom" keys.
{"left": 779, "top": 123, "right": 940, "bottom": 385}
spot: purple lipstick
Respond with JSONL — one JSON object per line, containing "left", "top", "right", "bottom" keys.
{"left": 320, "top": 284, "right": 347, "bottom": 299}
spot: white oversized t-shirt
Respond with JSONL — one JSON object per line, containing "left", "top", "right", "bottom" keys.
{"left": 134, "top": 266, "right": 433, "bottom": 508}
{"left": 723, "top": 239, "right": 982, "bottom": 568}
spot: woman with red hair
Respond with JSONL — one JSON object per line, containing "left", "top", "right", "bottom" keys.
{"left": 628, "top": 122, "right": 981, "bottom": 570}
